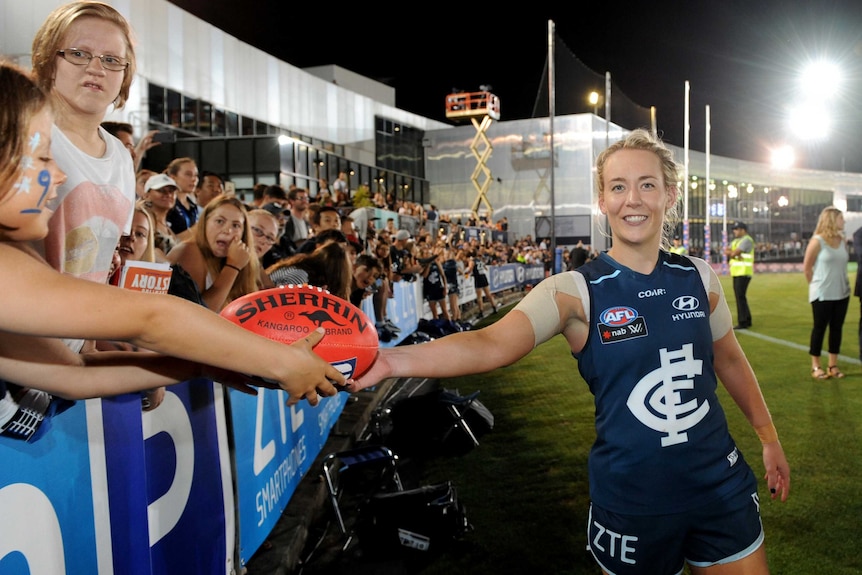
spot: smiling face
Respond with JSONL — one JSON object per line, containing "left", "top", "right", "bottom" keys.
{"left": 53, "top": 17, "right": 128, "bottom": 119}
{"left": 145, "top": 184, "right": 177, "bottom": 212}
{"left": 205, "top": 203, "right": 246, "bottom": 257}
{"left": 118, "top": 210, "right": 151, "bottom": 264}
{"left": 598, "top": 148, "right": 676, "bottom": 253}
{"left": 0, "top": 107, "right": 66, "bottom": 241}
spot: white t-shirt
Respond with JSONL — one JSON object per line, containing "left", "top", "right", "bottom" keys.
{"left": 42, "top": 126, "right": 135, "bottom": 354}
{"left": 43, "top": 125, "right": 135, "bottom": 283}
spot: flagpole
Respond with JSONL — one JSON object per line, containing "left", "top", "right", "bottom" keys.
{"left": 704, "top": 104, "right": 711, "bottom": 264}
{"left": 548, "top": 20, "right": 557, "bottom": 264}
{"left": 683, "top": 81, "right": 690, "bottom": 251}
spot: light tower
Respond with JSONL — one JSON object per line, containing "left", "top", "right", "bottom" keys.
{"left": 445, "top": 87, "right": 500, "bottom": 221}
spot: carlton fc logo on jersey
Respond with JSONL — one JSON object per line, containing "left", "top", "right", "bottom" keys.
{"left": 597, "top": 306, "right": 648, "bottom": 344}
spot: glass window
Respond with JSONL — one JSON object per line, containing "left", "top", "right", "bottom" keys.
{"left": 228, "top": 140, "right": 254, "bottom": 173}
{"left": 296, "top": 144, "right": 309, "bottom": 182}
{"left": 257, "top": 174, "right": 276, "bottom": 186}
{"left": 148, "top": 83, "right": 165, "bottom": 124}
{"left": 226, "top": 111, "right": 239, "bottom": 136}
{"left": 212, "top": 108, "right": 226, "bottom": 137}
{"left": 255, "top": 137, "right": 280, "bottom": 173}
{"left": 198, "top": 102, "right": 212, "bottom": 136}
{"left": 200, "top": 140, "right": 226, "bottom": 173}
{"left": 182, "top": 96, "right": 198, "bottom": 132}
{"left": 240, "top": 116, "right": 254, "bottom": 136}
{"left": 166, "top": 89, "right": 182, "bottom": 127}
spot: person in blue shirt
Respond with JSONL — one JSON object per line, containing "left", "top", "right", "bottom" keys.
{"left": 350, "top": 128, "right": 790, "bottom": 575}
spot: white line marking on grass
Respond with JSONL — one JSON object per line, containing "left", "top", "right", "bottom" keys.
{"left": 736, "top": 329, "right": 861, "bottom": 365}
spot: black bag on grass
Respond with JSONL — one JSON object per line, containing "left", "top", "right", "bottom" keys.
{"left": 385, "top": 388, "right": 494, "bottom": 456}
{"left": 358, "top": 481, "right": 471, "bottom": 555}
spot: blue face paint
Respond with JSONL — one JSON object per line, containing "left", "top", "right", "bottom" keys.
{"left": 20, "top": 169, "right": 51, "bottom": 214}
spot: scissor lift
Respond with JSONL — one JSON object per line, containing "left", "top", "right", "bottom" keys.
{"left": 445, "top": 91, "right": 500, "bottom": 221}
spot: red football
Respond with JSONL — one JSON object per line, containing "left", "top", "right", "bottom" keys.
{"left": 220, "top": 284, "right": 379, "bottom": 379}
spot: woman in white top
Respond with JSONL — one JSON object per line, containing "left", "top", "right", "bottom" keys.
{"left": 803, "top": 206, "right": 851, "bottom": 379}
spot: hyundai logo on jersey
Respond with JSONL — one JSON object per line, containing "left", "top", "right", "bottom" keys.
{"left": 672, "top": 296, "right": 699, "bottom": 311}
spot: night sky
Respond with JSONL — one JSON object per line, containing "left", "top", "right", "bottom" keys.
{"left": 167, "top": 1, "right": 862, "bottom": 172}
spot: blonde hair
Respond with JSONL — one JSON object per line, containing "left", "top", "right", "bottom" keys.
{"left": 133, "top": 200, "right": 157, "bottom": 263}
{"left": 0, "top": 62, "right": 50, "bottom": 203}
{"left": 194, "top": 195, "right": 259, "bottom": 306}
{"left": 813, "top": 206, "right": 844, "bottom": 240}
{"left": 166, "top": 157, "right": 197, "bottom": 178}
{"left": 595, "top": 128, "right": 681, "bottom": 248}
{"left": 31, "top": 1, "right": 136, "bottom": 109}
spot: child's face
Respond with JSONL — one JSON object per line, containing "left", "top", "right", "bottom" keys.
{"left": 53, "top": 17, "right": 128, "bottom": 116}
{"left": 118, "top": 210, "right": 151, "bottom": 264}
{"left": 0, "top": 108, "right": 66, "bottom": 241}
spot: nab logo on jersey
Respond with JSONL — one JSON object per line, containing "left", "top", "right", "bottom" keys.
{"left": 598, "top": 306, "right": 648, "bottom": 344}
{"left": 600, "top": 306, "right": 638, "bottom": 326}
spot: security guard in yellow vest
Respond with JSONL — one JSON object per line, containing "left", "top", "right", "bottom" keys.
{"left": 726, "top": 221, "right": 755, "bottom": 329}
{"left": 669, "top": 235, "right": 688, "bottom": 255}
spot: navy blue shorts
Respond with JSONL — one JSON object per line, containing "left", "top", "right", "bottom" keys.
{"left": 586, "top": 478, "right": 763, "bottom": 575}
{"left": 424, "top": 286, "right": 446, "bottom": 302}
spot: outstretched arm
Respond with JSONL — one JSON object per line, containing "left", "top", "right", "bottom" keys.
{"left": 351, "top": 309, "right": 536, "bottom": 391}
{"left": 0, "top": 245, "right": 342, "bottom": 405}
{"left": 0, "top": 347, "right": 266, "bottom": 400}
{"left": 352, "top": 271, "right": 589, "bottom": 391}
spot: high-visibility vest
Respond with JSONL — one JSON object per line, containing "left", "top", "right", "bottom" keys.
{"left": 730, "top": 234, "right": 754, "bottom": 277}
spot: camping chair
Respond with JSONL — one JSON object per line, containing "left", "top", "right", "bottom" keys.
{"left": 437, "top": 390, "right": 483, "bottom": 450}
{"left": 321, "top": 444, "right": 403, "bottom": 548}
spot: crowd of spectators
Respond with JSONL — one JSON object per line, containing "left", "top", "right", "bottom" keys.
{"left": 125, "top": 148, "right": 609, "bottom": 342}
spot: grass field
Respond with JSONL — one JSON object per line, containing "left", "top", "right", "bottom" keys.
{"left": 413, "top": 271, "right": 862, "bottom": 574}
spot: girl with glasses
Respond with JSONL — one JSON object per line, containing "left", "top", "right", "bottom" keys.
{"left": 30, "top": 1, "right": 138, "bottom": 354}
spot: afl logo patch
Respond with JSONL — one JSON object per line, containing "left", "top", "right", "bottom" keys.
{"left": 598, "top": 306, "right": 647, "bottom": 344}
{"left": 672, "top": 296, "right": 699, "bottom": 311}
{"left": 599, "top": 306, "right": 638, "bottom": 326}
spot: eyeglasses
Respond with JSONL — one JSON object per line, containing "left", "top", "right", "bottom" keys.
{"left": 57, "top": 49, "right": 129, "bottom": 72}
{"left": 152, "top": 187, "right": 177, "bottom": 195}
{"left": 251, "top": 225, "right": 277, "bottom": 245}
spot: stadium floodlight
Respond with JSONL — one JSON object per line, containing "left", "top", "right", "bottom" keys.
{"left": 786, "top": 60, "right": 842, "bottom": 142}
{"left": 770, "top": 145, "right": 795, "bottom": 169}
{"left": 799, "top": 60, "right": 842, "bottom": 100}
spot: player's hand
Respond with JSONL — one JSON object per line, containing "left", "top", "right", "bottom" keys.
{"left": 763, "top": 441, "right": 790, "bottom": 502}
{"left": 346, "top": 349, "right": 389, "bottom": 392}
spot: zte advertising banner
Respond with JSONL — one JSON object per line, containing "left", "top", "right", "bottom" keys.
{"left": 229, "top": 387, "right": 350, "bottom": 566}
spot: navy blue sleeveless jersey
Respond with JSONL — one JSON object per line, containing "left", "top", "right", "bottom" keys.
{"left": 574, "top": 251, "right": 754, "bottom": 515}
